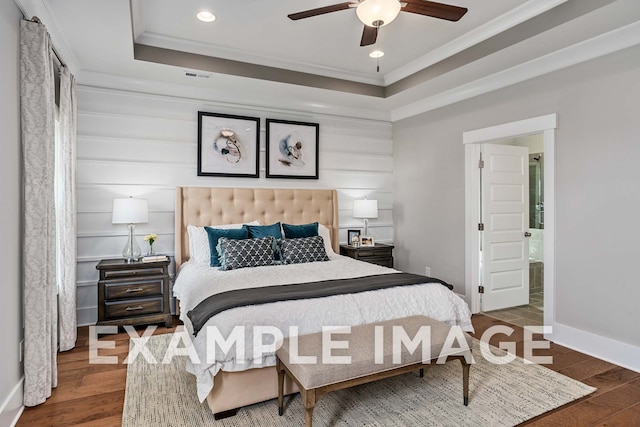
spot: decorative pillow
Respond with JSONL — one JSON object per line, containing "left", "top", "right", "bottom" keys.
{"left": 243, "top": 222, "right": 283, "bottom": 239}
{"left": 318, "top": 224, "right": 335, "bottom": 256}
{"left": 217, "top": 236, "right": 277, "bottom": 270}
{"left": 204, "top": 226, "right": 248, "bottom": 267}
{"left": 244, "top": 222, "right": 283, "bottom": 260}
{"left": 187, "top": 221, "right": 260, "bottom": 265}
{"left": 278, "top": 236, "right": 330, "bottom": 265}
{"left": 282, "top": 222, "right": 318, "bottom": 239}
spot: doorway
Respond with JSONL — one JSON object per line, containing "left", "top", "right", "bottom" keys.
{"left": 463, "top": 114, "right": 556, "bottom": 333}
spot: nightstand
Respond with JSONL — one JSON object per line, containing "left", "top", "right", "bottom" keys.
{"left": 96, "top": 258, "right": 172, "bottom": 328}
{"left": 340, "top": 243, "right": 394, "bottom": 268}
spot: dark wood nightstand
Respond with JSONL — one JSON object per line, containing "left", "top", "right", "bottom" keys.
{"left": 96, "top": 258, "right": 173, "bottom": 328}
{"left": 340, "top": 243, "right": 394, "bottom": 268}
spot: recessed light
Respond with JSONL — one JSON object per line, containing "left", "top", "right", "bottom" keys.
{"left": 197, "top": 11, "right": 216, "bottom": 22}
{"left": 369, "top": 50, "right": 384, "bottom": 58}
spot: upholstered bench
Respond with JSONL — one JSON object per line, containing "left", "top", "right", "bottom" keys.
{"left": 276, "top": 315, "right": 472, "bottom": 427}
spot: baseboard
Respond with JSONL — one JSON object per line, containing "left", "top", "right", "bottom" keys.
{"left": 0, "top": 377, "right": 24, "bottom": 427}
{"left": 77, "top": 306, "right": 97, "bottom": 326}
{"left": 551, "top": 323, "right": 640, "bottom": 373}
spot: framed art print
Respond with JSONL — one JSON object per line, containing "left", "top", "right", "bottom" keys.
{"left": 198, "top": 111, "right": 260, "bottom": 178}
{"left": 266, "top": 119, "right": 319, "bottom": 179}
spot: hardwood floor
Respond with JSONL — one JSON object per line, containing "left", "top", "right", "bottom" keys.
{"left": 16, "top": 315, "right": 640, "bottom": 426}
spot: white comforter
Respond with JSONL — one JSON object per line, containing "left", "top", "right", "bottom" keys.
{"left": 173, "top": 255, "right": 473, "bottom": 402}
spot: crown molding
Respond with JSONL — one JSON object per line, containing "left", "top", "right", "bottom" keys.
{"left": 390, "top": 19, "right": 640, "bottom": 122}
{"left": 13, "top": 0, "right": 80, "bottom": 72}
{"left": 76, "top": 70, "right": 392, "bottom": 122}
{"left": 384, "top": 0, "right": 569, "bottom": 85}
{"left": 135, "top": 32, "right": 385, "bottom": 87}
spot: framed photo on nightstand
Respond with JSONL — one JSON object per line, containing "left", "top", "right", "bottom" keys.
{"left": 347, "top": 229, "right": 361, "bottom": 246}
{"left": 361, "top": 236, "right": 375, "bottom": 247}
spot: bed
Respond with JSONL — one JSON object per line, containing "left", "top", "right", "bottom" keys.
{"left": 173, "top": 187, "right": 473, "bottom": 417}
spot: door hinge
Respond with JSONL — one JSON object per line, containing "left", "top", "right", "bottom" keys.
{"left": 478, "top": 223, "right": 484, "bottom": 231}
{"left": 478, "top": 285, "right": 485, "bottom": 294}
{"left": 478, "top": 159, "right": 484, "bottom": 168}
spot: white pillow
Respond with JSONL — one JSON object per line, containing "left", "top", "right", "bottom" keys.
{"left": 187, "top": 221, "right": 261, "bottom": 265}
{"left": 318, "top": 224, "right": 336, "bottom": 256}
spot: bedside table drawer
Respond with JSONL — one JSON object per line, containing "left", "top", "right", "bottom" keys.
{"left": 103, "top": 278, "right": 164, "bottom": 300}
{"left": 103, "top": 267, "right": 165, "bottom": 279}
{"left": 105, "top": 297, "right": 164, "bottom": 320}
{"left": 340, "top": 243, "right": 395, "bottom": 268}
{"left": 356, "top": 247, "right": 393, "bottom": 258}
{"left": 363, "top": 256, "right": 394, "bottom": 268}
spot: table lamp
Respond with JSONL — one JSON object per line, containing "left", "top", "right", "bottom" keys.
{"left": 112, "top": 197, "right": 149, "bottom": 263}
{"left": 353, "top": 199, "right": 378, "bottom": 237}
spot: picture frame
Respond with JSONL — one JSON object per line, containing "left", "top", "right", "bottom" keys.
{"left": 266, "top": 119, "right": 319, "bottom": 179}
{"left": 347, "top": 229, "right": 361, "bottom": 246}
{"left": 198, "top": 111, "right": 260, "bottom": 178}
{"left": 360, "top": 236, "right": 375, "bottom": 247}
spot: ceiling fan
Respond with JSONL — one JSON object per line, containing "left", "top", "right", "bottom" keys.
{"left": 288, "top": 0, "right": 468, "bottom": 47}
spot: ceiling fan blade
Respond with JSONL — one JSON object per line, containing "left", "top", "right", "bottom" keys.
{"left": 360, "top": 25, "right": 378, "bottom": 46}
{"left": 288, "top": 2, "right": 355, "bottom": 20}
{"left": 402, "top": 0, "right": 468, "bottom": 21}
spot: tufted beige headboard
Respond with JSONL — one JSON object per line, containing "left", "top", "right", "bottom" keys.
{"left": 175, "top": 187, "right": 339, "bottom": 269}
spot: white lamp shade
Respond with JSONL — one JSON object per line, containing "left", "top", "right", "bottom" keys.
{"left": 353, "top": 199, "right": 378, "bottom": 219}
{"left": 112, "top": 198, "right": 149, "bottom": 224}
{"left": 356, "top": 0, "right": 401, "bottom": 27}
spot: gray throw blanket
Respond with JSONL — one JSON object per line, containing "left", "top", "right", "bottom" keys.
{"left": 187, "top": 273, "right": 453, "bottom": 336}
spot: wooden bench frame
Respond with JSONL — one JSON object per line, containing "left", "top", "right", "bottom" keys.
{"left": 277, "top": 354, "right": 470, "bottom": 427}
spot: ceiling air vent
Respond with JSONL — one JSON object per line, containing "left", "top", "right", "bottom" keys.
{"left": 184, "top": 72, "right": 210, "bottom": 79}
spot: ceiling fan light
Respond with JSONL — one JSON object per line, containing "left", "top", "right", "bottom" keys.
{"left": 369, "top": 50, "right": 384, "bottom": 58}
{"left": 356, "top": 0, "right": 401, "bottom": 27}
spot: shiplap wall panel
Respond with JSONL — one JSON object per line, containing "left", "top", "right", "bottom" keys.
{"left": 78, "top": 113, "right": 196, "bottom": 141}
{"left": 77, "top": 186, "right": 176, "bottom": 213}
{"left": 77, "top": 161, "right": 394, "bottom": 189}
{"left": 78, "top": 212, "right": 175, "bottom": 236}
{"left": 75, "top": 86, "right": 394, "bottom": 326}
{"left": 78, "top": 235, "right": 175, "bottom": 260}
{"left": 322, "top": 136, "right": 392, "bottom": 156}
{"left": 77, "top": 137, "right": 195, "bottom": 164}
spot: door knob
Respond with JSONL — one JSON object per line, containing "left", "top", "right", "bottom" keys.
{"left": 524, "top": 232, "right": 532, "bottom": 237}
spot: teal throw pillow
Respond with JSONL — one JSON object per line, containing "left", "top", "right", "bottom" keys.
{"left": 243, "top": 222, "right": 283, "bottom": 261}
{"left": 204, "top": 226, "right": 248, "bottom": 267}
{"left": 243, "top": 222, "right": 283, "bottom": 239}
{"left": 282, "top": 222, "right": 319, "bottom": 239}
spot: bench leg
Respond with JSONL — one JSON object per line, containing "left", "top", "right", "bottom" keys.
{"left": 305, "top": 407, "right": 314, "bottom": 427}
{"left": 419, "top": 368, "right": 424, "bottom": 378}
{"left": 277, "top": 359, "right": 285, "bottom": 416}
{"left": 302, "top": 389, "right": 316, "bottom": 427}
{"left": 460, "top": 358, "right": 470, "bottom": 406}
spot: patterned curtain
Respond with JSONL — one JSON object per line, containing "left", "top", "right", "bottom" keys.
{"left": 57, "top": 67, "right": 78, "bottom": 351}
{"left": 20, "top": 18, "right": 80, "bottom": 406}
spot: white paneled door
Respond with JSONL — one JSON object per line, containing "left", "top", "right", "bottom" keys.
{"left": 481, "top": 144, "right": 530, "bottom": 311}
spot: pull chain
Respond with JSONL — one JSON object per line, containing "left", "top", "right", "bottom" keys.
{"left": 376, "top": 28, "right": 380, "bottom": 73}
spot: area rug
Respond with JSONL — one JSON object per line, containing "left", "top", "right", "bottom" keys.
{"left": 122, "top": 332, "right": 595, "bottom": 426}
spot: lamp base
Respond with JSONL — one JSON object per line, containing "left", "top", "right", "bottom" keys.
{"left": 122, "top": 223, "right": 142, "bottom": 262}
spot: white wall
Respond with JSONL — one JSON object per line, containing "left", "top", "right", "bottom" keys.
{"left": 75, "top": 86, "right": 394, "bottom": 325}
{"left": 0, "top": 2, "right": 24, "bottom": 425}
{"left": 393, "top": 45, "right": 640, "bottom": 352}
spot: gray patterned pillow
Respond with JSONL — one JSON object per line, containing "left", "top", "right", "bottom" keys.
{"left": 278, "top": 236, "right": 330, "bottom": 265}
{"left": 217, "top": 236, "right": 276, "bottom": 270}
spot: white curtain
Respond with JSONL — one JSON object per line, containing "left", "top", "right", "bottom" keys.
{"left": 57, "top": 67, "right": 78, "bottom": 351}
{"left": 21, "top": 18, "right": 58, "bottom": 407}
{"left": 21, "top": 18, "right": 78, "bottom": 406}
